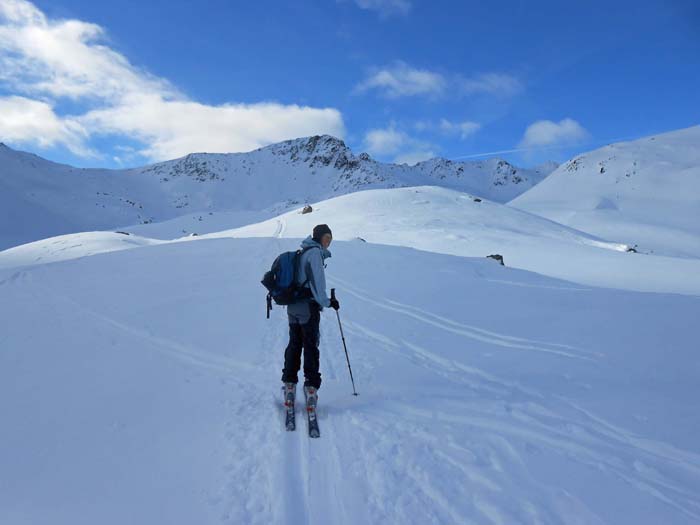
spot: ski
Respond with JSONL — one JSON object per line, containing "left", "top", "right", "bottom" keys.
{"left": 283, "top": 383, "right": 296, "bottom": 431}
{"left": 304, "top": 386, "right": 320, "bottom": 438}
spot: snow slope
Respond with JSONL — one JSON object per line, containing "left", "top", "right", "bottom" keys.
{"left": 0, "top": 231, "right": 163, "bottom": 270}
{"left": 0, "top": 137, "right": 553, "bottom": 250}
{"left": 3, "top": 185, "right": 699, "bottom": 295}
{"left": 1, "top": 237, "right": 698, "bottom": 525}
{"left": 4, "top": 185, "right": 699, "bottom": 295}
{"left": 204, "top": 186, "right": 700, "bottom": 295}
{"left": 510, "top": 126, "right": 700, "bottom": 258}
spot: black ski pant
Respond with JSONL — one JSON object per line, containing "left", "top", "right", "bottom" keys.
{"left": 281, "top": 302, "right": 321, "bottom": 389}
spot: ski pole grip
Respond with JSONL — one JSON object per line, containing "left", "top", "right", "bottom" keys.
{"left": 331, "top": 288, "right": 336, "bottom": 300}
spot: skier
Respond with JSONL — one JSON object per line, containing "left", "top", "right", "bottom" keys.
{"left": 281, "top": 224, "right": 339, "bottom": 421}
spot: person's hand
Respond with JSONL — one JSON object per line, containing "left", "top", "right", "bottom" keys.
{"left": 330, "top": 298, "right": 340, "bottom": 310}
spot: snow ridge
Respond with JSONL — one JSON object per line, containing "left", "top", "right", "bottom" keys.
{"left": 0, "top": 135, "right": 555, "bottom": 249}
{"left": 511, "top": 125, "right": 700, "bottom": 257}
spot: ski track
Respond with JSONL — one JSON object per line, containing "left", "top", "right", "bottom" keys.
{"left": 378, "top": 340, "right": 700, "bottom": 519}
{"left": 325, "top": 276, "right": 700, "bottom": 523}
{"left": 7, "top": 244, "right": 699, "bottom": 524}
{"left": 485, "top": 277, "right": 594, "bottom": 292}
{"left": 217, "top": 299, "right": 361, "bottom": 525}
{"left": 210, "top": 268, "right": 700, "bottom": 524}
{"left": 218, "top": 307, "right": 289, "bottom": 524}
{"left": 274, "top": 219, "right": 287, "bottom": 239}
{"left": 45, "top": 278, "right": 285, "bottom": 524}
{"left": 51, "top": 292, "right": 253, "bottom": 375}
{"left": 330, "top": 276, "right": 599, "bottom": 361}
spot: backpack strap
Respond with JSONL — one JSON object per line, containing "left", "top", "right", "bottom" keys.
{"left": 295, "top": 245, "right": 320, "bottom": 289}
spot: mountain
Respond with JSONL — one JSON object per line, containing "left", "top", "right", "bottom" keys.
{"left": 509, "top": 126, "right": 700, "bottom": 258}
{"left": 2, "top": 235, "right": 698, "bottom": 524}
{"left": 205, "top": 186, "right": 700, "bottom": 295}
{"left": 410, "top": 156, "right": 558, "bottom": 201}
{"left": 2, "top": 129, "right": 699, "bottom": 524}
{"left": 7, "top": 186, "right": 699, "bottom": 296}
{"left": 0, "top": 136, "right": 555, "bottom": 250}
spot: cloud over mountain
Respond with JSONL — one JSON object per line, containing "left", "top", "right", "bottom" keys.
{"left": 0, "top": 0, "right": 345, "bottom": 161}
{"left": 518, "top": 119, "right": 589, "bottom": 149}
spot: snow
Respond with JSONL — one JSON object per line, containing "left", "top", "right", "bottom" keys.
{"left": 0, "top": 136, "right": 554, "bottom": 250}
{"left": 1, "top": 125, "right": 699, "bottom": 524}
{"left": 0, "top": 231, "right": 162, "bottom": 270}
{"left": 6, "top": 185, "right": 699, "bottom": 295}
{"left": 1, "top": 237, "right": 698, "bottom": 524}
{"left": 203, "top": 186, "right": 700, "bottom": 296}
{"left": 510, "top": 126, "right": 700, "bottom": 258}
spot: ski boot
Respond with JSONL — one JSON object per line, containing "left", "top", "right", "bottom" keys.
{"left": 304, "top": 385, "right": 320, "bottom": 438}
{"left": 283, "top": 382, "right": 296, "bottom": 431}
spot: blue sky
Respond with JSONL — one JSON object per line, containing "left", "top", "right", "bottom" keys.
{"left": 0, "top": 0, "right": 698, "bottom": 168}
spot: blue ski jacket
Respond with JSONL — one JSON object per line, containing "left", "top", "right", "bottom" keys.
{"left": 296, "top": 235, "right": 332, "bottom": 309}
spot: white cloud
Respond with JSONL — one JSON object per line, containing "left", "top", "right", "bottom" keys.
{"left": 81, "top": 96, "right": 343, "bottom": 160}
{"left": 412, "top": 118, "right": 481, "bottom": 140}
{"left": 518, "top": 118, "right": 589, "bottom": 149}
{"left": 0, "top": 1, "right": 173, "bottom": 101}
{"left": 394, "top": 150, "right": 435, "bottom": 166}
{"left": 0, "top": 0, "right": 42, "bottom": 24}
{"left": 0, "top": 95, "right": 93, "bottom": 156}
{"left": 0, "top": 0, "right": 345, "bottom": 161}
{"left": 356, "top": 63, "right": 522, "bottom": 101}
{"left": 363, "top": 123, "right": 436, "bottom": 165}
{"left": 355, "top": 61, "right": 446, "bottom": 98}
{"left": 459, "top": 72, "right": 523, "bottom": 97}
{"left": 351, "top": 0, "right": 411, "bottom": 17}
{"left": 439, "top": 119, "right": 481, "bottom": 139}
{"left": 364, "top": 125, "right": 407, "bottom": 155}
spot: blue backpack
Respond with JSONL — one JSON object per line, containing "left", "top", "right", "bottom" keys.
{"left": 261, "top": 246, "right": 317, "bottom": 318}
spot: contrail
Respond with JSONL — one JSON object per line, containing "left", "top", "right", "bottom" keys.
{"left": 450, "top": 131, "right": 662, "bottom": 161}
{"left": 452, "top": 146, "right": 540, "bottom": 159}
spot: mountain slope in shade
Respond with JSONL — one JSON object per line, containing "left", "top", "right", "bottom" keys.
{"left": 0, "top": 136, "right": 554, "bottom": 250}
{"left": 509, "top": 126, "right": 700, "bottom": 258}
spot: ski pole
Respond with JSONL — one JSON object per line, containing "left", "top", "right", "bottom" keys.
{"left": 331, "top": 288, "right": 358, "bottom": 396}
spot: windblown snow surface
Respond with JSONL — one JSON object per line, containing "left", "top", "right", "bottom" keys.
{"left": 1, "top": 234, "right": 699, "bottom": 524}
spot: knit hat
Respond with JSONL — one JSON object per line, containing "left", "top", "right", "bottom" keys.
{"left": 312, "top": 224, "right": 332, "bottom": 243}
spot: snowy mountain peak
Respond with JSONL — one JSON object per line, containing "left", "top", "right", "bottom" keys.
{"left": 264, "top": 134, "right": 363, "bottom": 171}
{"left": 1, "top": 134, "right": 556, "bottom": 249}
{"left": 294, "top": 134, "right": 349, "bottom": 153}
{"left": 411, "top": 156, "right": 557, "bottom": 194}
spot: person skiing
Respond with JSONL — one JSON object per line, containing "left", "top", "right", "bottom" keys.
{"left": 281, "top": 224, "right": 339, "bottom": 425}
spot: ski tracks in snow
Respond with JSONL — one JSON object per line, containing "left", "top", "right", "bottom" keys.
{"left": 216, "top": 301, "right": 364, "bottom": 525}
{"left": 325, "top": 276, "right": 700, "bottom": 523}
{"left": 273, "top": 219, "right": 287, "bottom": 238}
{"left": 5, "top": 240, "right": 700, "bottom": 524}
{"left": 331, "top": 276, "right": 599, "bottom": 362}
